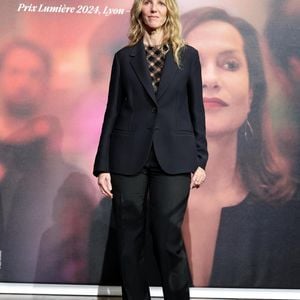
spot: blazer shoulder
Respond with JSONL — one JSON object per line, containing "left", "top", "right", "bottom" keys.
{"left": 180, "top": 45, "right": 200, "bottom": 68}
{"left": 182, "top": 44, "right": 199, "bottom": 58}
{"left": 114, "top": 44, "right": 135, "bottom": 58}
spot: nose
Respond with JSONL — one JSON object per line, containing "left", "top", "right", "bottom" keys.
{"left": 150, "top": 2, "right": 158, "bottom": 12}
{"left": 202, "top": 64, "right": 220, "bottom": 91}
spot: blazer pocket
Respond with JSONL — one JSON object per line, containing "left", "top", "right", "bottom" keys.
{"left": 174, "top": 129, "right": 194, "bottom": 136}
{"left": 111, "top": 128, "right": 131, "bottom": 136}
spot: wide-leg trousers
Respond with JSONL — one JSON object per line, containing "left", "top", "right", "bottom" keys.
{"left": 111, "top": 147, "right": 191, "bottom": 300}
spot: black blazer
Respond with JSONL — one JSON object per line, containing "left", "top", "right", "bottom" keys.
{"left": 93, "top": 39, "right": 208, "bottom": 176}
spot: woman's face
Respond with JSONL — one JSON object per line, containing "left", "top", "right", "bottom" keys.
{"left": 186, "top": 21, "right": 252, "bottom": 137}
{"left": 141, "top": 0, "right": 168, "bottom": 32}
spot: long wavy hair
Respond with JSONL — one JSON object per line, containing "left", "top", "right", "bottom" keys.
{"left": 128, "top": 0, "right": 185, "bottom": 67}
{"left": 181, "top": 7, "right": 295, "bottom": 202}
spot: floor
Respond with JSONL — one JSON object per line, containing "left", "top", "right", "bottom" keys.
{"left": 0, "top": 296, "right": 230, "bottom": 300}
{"left": 0, "top": 297, "right": 121, "bottom": 300}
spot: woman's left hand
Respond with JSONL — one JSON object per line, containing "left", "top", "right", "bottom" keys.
{"left": 191, "top": 167, "right": 206, "bottom": 189}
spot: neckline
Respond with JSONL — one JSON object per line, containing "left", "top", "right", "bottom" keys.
{"left": 144, "top": 43, "right": 170, "bottom": 52}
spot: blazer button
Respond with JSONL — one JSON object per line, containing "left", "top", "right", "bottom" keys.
{"left": 152, "top": 107, "right": 157, "bottom": 113}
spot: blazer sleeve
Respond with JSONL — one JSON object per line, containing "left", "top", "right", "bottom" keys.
{"left": 93, "top": 53, "right": 123, "bottom": 176}
{"left": 188, "top": 49, "right": 208, "bottom": 170}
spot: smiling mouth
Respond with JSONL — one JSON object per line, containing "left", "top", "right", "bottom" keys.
{"left": 203, "top": 97, "right": 228, "bottom": 108}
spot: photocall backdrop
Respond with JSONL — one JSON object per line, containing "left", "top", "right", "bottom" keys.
{"left": 0, "top": 0, "right": 300, "bottom": 290}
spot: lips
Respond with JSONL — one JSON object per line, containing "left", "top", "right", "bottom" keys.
{"left": 203, "top": 97, "right": 228, "bottom": 109}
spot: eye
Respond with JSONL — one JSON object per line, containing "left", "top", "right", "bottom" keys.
{"left": 223, "top": 59, "right": 240, "bottom": 71}
{"left": 158, "top": 1, "right": 166, "bottom": 5}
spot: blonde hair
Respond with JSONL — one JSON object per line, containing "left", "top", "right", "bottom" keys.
{"left": 128, "top": 0, "right": 185, "bottom": 67}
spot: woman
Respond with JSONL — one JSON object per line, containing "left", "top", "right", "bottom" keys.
{"left": 93, "top": 0, "right": 208, "bottom": 299}
{"left": 181, "top": 7, "right": 299, "bottom": 288}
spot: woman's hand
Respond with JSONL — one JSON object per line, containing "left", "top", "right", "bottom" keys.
{"left": 191, "top": 167, "right": 206, "bottom": 189}
{"left": 98, "top": 173, "right": 113, "bottom": 198}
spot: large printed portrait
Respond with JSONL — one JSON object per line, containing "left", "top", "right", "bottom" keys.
{"left": 0, "top": 0, "right": 299, "bottom": 289}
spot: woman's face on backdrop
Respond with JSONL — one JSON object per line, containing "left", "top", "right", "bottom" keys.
{"left": 141, "top": 0, "right": 168, "bottom": 31}
{"left": 186, "top": 20, "right": 252, "bottom": 138}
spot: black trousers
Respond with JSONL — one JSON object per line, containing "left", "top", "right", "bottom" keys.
{"left": 111, "top": 147, "right": 191, "bottom": 300}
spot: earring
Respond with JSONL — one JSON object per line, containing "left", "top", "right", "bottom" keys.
{"left": 244, "top": 119, "right": 254, "bottom": 142}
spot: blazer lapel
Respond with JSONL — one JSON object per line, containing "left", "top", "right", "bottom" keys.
{"left": 129, "top": 40, "right": 157, "bottom": 104}
{"left": 156, "top": 48, "right": 179, "bottom": 100}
